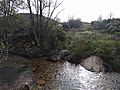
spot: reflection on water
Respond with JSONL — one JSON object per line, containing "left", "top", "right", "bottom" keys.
{"left": 42, "top": 61, "right": 120, "bottom": 90}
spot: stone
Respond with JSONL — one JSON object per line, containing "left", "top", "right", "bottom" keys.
{"left": 81, "top": 56, "right": 105, "bottom": 73}
{"left": 47, "top": 49, "right": 71, "bottom": 61}
{"left": 59, "top": 49, "right": 71, "bottom": 60}
{"left": 19, "top": 84, "right": 30, "bottom": 90}
{"left": 48, "top": 55, "right": 61, "bottom": 61}
{"left": 36, "top": 79, "right": 47, "bottom": 86}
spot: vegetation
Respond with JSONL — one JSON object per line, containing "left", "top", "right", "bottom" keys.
{"left": 62, "top": 18, "right": 82, "bottom": 30}
{"left": 0, "top": 0, "right": 65, "bottom": 58}
{"left": 66, "top": 31, "right": 120, "bottom": 70}
{"left": 0, "top": 0, "right": 120, "bottom": 72}
{"left": 91, "top": 18, "right": 120, "bottom": 33}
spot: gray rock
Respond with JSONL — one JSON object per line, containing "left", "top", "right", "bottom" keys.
{"left": 59, "top": 49, "right": 71, "bottom": 60}
{"left": 81, "top": 56, "right": 105, "bottom": 73}
{"left": 48, "top": 49, "right": 71, "bottom": 61}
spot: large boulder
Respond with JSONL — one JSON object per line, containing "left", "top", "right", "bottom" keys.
{"left": 81, "top": 56, "right": 105, "bottom": 73}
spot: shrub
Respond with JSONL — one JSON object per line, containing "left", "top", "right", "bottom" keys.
{"left": 114, "top": 32, "right": 120, "bottom": 37}
{"left": 41, "top": 24, "right": 66, "bottom": 55}
{"left": 67, "top": 31, "right": 120, "bottom": 68}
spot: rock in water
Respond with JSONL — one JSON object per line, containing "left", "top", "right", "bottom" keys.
{"left": 81, "top": 56, "right": 105, "bottom": 73}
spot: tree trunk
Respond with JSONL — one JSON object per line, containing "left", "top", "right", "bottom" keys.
{"left": 40, "top": 0, "right": 42, "bottom": 24}
{"left": 27, "top": 0, "right": 40, "bottom": 46}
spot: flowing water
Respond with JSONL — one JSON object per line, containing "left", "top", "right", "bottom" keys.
{"left": 0, "top": 56, "right": 120, "bottom": 90}
{"left": 41, "top": 61, "right": 120, "bottom": 90}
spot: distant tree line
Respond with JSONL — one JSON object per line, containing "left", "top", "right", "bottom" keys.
{"left": 62, "top": 18, "right": 82, "bottom": 30}
{"left": 91, "top": 18, "right": 120, "bottom": 33}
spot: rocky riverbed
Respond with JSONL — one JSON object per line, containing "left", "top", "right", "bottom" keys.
{"left": 29, "top": 57, "right": 120, "bottom": 90}
{"left": 0, "top": 55, "right": 120, "bottom": 90}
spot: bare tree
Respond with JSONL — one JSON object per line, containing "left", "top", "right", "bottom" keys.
{"left": 26, "top": 0, "right": 63, "bottom": 47}
{"left": 27, "top": 0, "right": 40, "bottom": 46}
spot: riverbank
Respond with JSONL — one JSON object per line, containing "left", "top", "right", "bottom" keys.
{"left": 0, "top": 55, "right": 33, "bottom": 89}
{"left": 0, "top": 55, "right": 65, "bottom": 89}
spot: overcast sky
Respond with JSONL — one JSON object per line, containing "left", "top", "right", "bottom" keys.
{"left": 57, "top": 0, "right": 120, "bottom": 22}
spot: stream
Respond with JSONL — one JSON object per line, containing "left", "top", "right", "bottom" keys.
{"left": 0, "top": 56, "right": 120, "bottom": 90}
{"left": 41, "top": 61, "right": 120, "bottom": 90}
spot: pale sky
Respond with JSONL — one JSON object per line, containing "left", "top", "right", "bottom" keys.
{"left": 57, "top": 0, "right": 120, "bottom": 22}
{"left": 19, "top": 0, "right": 120, "bottom": 22}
